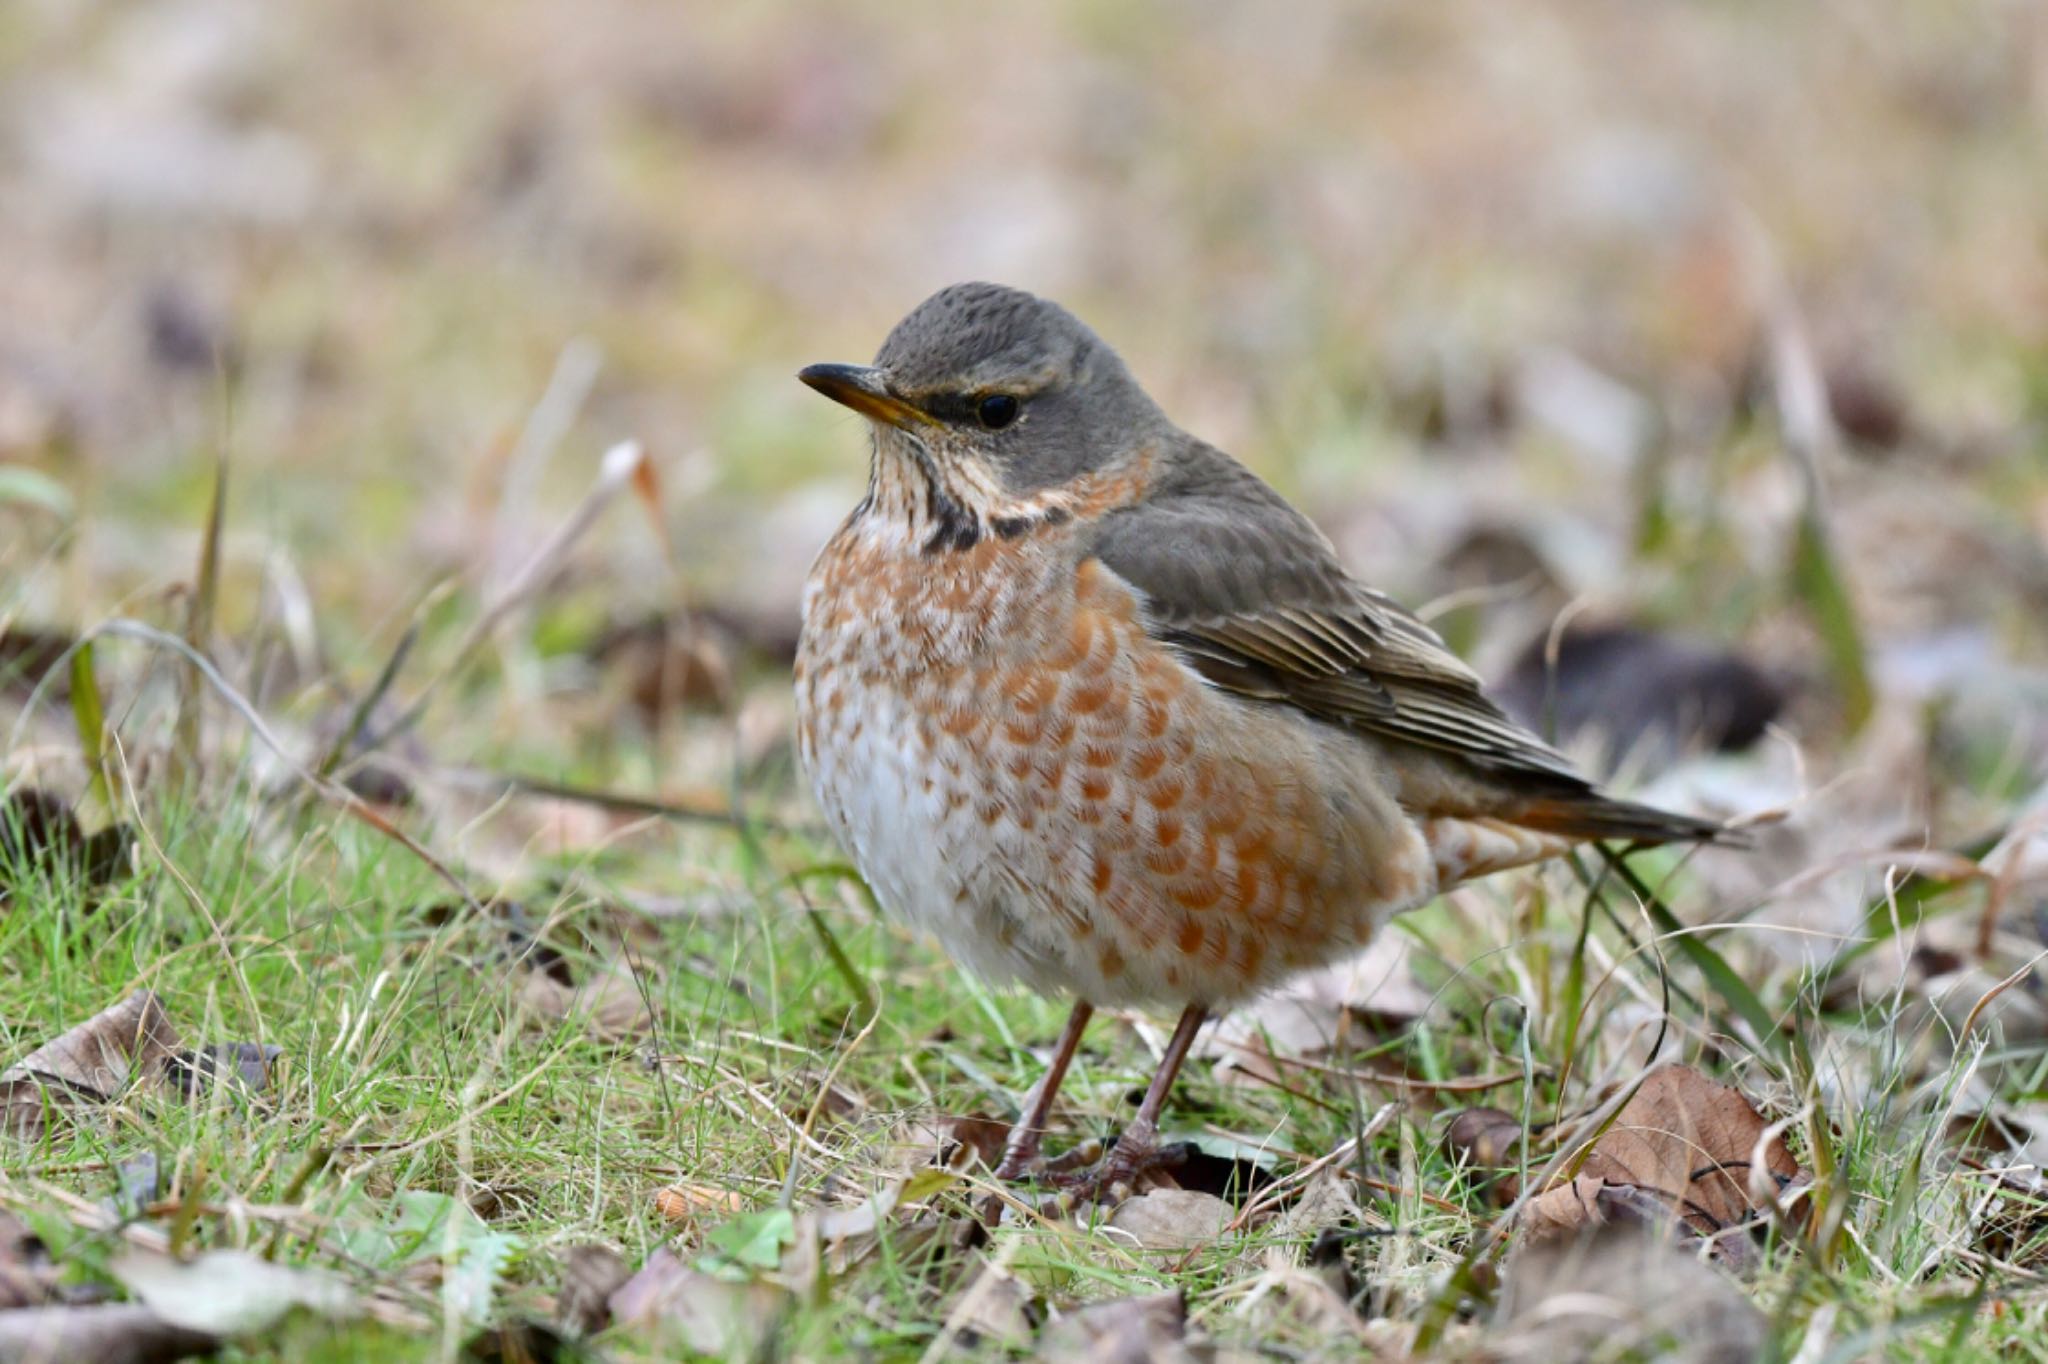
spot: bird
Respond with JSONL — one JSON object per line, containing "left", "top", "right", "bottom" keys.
{"left": 792, "top": 282, "right": 1727, "bottom": 1203}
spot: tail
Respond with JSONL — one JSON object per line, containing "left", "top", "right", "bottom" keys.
{"left": 1512, "top": 793, "right": 1741, "bottom": 848}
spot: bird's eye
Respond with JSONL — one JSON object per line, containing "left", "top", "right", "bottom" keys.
{"left": 976, "top": 394, "right": 1020, "bottom": 430}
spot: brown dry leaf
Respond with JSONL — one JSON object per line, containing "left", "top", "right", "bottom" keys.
{"left": 1494, "top": 1225, "right": 1767, "bottom": 1364}
{"left": 1443, "top": 1107, "right": 1531, "bottom": 1206}
{"left": 160, "top": 1043, "right": 282, "bottom": 1098}
{"left": 1105, "top": 1189, "right": 1232, "bottom": 1251}
{"left": 593, "top": 612, "right": 737, "bottom": 721}
{"left": 1494, "top": 622, "right": 1787, "bottom": 774}
{"left": 2, "top": 991, "right": 180, "bottom": 1139}
{"left": 555, "top": 1243, "right": 630, "bottom": 1337}
{"left": 0, "top": 628, "right": 72, "bottom": 701}
{"left": 1038, "top": 1288, "right": 1208, "bottom": 1363}
{"left": 1519, "top": 1065, "right": 1806, "bottom": 1262}
{"left": 605, "top": 1247, "right": 788, "bottom": 1358}
{"left": 461, "top": 1320, "right": 568, "bottom": 1363}
{"left": 938, "top": 1260, "right": 1035, "bottom": 1351}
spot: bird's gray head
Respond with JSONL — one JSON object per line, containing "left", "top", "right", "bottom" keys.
{"left": 799, "top": 283, "right": 1167, "bottom": 511}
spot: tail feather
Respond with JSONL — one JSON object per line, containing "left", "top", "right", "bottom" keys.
{"left": 1511, "top": 793, "right": 1738, "bottom": 847}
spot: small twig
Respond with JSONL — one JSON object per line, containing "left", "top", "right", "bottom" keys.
{"left": 1206, "top": 1042, "right": 1543, "bottom": 1094}
{"left": 364, "top": 439, "right": 650, "bottom": 756}
{"left": 434, "top": 765, "right": 823, "bottom": 837}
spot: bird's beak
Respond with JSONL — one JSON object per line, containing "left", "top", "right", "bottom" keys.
{"left": 797, "top": 363, "right": 936, "bottom": 431}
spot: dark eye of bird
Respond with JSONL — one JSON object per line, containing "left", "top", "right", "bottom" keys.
{"left": 977, "top": 394, "right": 1020, "bottom": 430}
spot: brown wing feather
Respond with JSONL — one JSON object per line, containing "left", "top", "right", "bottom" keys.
{"left": 1088, "top": 440, "right": 1721, "bottom": 844}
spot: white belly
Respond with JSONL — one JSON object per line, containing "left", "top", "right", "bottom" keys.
{"left": 796, "top": 659, "right": 1072, "bottom": 992}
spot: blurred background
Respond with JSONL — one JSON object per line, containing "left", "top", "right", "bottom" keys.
{"left": 2, "top": 0, "right": 2045, "bottom": 901}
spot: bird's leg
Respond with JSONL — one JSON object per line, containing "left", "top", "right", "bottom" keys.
{"left": 991, "top": 1000, "right": 1094, "bottom": 1181}
{"left": 1058, "top": 1004, "right": 1208, "bottom": 1202}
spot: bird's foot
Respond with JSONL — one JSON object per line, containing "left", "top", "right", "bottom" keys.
{"left": 980, "top": 1130, "right": 1193, "bottom": 1221}
{"left": 1044, "top": 1123, "right": 1193, "bottom": 1210}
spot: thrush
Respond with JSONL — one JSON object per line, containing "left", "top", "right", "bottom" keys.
{"left": 793, "top": 282, "right": 1725, "bottom": 1203}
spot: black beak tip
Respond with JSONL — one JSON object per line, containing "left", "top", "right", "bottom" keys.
{"left": 797, "top": 362, "right": 867, "bottom": 396}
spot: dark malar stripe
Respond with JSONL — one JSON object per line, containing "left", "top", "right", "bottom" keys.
{"left": 920, "top": 484, "right": 981, "bottom": 555}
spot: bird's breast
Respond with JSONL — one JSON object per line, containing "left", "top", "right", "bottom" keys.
{"left": 795, "top": 529, "right": 1439, "bottom": 1007}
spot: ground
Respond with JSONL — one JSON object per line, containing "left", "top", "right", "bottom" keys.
{"left": 2, "top": 1, "right": 2047, "bottom": 1360}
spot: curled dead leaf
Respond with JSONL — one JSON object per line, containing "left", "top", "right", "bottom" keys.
{"left": 1444, "top": 1107, "right": 1527, "bottom": 1205}
{"left": 0, "top": 1210, "right": 64, "bottom": 1311}
{"left": 1495, "top": 623, "right": 1786, "bottom": 773}
{"left": 936, "top": 1260, "right": 1036, "bottom": 1351}
{"left": 2, "top": 991, "right": 180, "bottom": 1139}
{"left": 161, "top": 1043, "right": 282, "bottom": 1098}
{"left": 1473, "top": 1065, "right": 1808, "bottom": 1268}
{"left": 517, "top": 959, "right": 651, "bottom": 1041}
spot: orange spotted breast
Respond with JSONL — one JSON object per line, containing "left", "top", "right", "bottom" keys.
{"left": 794, "top": 482, "right": 1441, "bottom": 1009}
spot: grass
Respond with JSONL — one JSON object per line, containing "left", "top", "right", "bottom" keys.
{"left": 4, "top": 709, "right": 2044, "bottom": 1359}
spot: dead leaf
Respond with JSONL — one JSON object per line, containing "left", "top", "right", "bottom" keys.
{"left": 1106, "top": 1189, "right": 1231, "bottom": 1251}
{"left": 593, "top": 612, "right": 737, "bottom": 721}
{"left": 938, "top": 1260, "right": 1035, "bottom": 1351}
{"left": 1038, "top": 1289, "right": 1207, "bottom": 1363}
{"left": 1444, "top": 1107, "right": 1530, "bottom": 1205}
{"left": 555, "top": 1243, "right": 629, "bottom": 1337}
{"left": 108, "top": 1152, "right": 162, "bottom": 1220}
{"left": 424, "top": 899, "right": 658, "bottom": 1043}
{"left": 604, "top": 1248, "right": 787, "bottom": 1357}
{"left": 1464, "top": 1065, "right": 1808, "bottom": 1266}
{"left": 941, "top": 1114, "right": 1013, "bottom": 1170}
{"left": 517, "top": 958, "right": 651, "bottom": 1041}
{"left": 0, "top": 1303, "right": 220, "bottom": 1364}
{"left": 1494, "top": 1225, "right": 1767, "bottom": 1363}
{"left": 0, "top": 786, "right": 134, "bottom": 901}
{"left": 2, "top": 991, "right": 180, "bottom": 1139}
{"left": 1495, "top": 622, "right": 1787, "bottom": 774}
{"left": 111, "top": 1247, "right": 356, "bottom": 1335}
{"left": 0, "top": 628, "right": 72, "bottom": 701}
